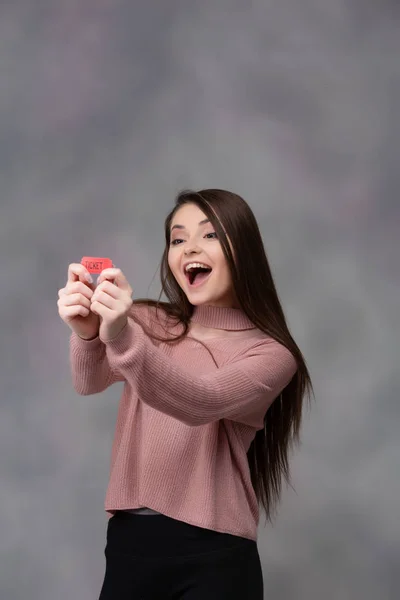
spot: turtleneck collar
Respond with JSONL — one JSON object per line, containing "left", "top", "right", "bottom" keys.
{"left": 191, "top": 305, "right": 256, "bottom": 331}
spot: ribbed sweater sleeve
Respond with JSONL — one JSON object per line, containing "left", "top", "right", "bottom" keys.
{"left": 70, "top": 333, "right": 123, "bottom": 395}
{"left": 103, "top": 320, "right": 297, "bottom": 427}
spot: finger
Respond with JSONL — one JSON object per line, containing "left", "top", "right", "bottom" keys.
{"left": 97, "top": 268, "right": 121, "bottom": 286}
{"left": 67, "top": 263, "right": 94, "bottom": 285}
{"left": 64, "top": 281, "right": 94, "bottom": 300}
{"left": 97, "top": 268, "right": 131, "bottom": 291}
{"left": 91, "top": 301, "right": 114, "bottom": 319}
{"left": 60, "top": 305, "right": 90, "bottom": 319}
{"left": 93, "top": 280, "right": 122, "bottom": 301}
{"left": 90, "top": 290, "right": 117, "bottom": 310}
{"left": 58, "top": 293, "right": 91, "bottom": 310}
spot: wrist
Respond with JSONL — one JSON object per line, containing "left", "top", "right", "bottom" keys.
{"left": 77, "top": 333, "right": 99, "bottom": 341}
{"left": 101, "top": 317, "right": 128, "bottom": 343}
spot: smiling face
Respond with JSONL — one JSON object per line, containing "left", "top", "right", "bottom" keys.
{"left": 168, "top": 203, "right": 237, "bottom": 308}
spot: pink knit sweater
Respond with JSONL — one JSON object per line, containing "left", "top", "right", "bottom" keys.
{"left": 70, "top": 304, "right": 297, "bottom": 541}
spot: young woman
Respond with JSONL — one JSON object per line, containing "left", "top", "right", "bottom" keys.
{"left": 57, "top": 189, "right": 312, "bottom": 599}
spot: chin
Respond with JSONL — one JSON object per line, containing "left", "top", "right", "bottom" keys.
{"left": 178, "top": 276, "right": 232, "bottom": 307}
{"left": 185, "top": 294, "right": 213, "bottom": 306}
{"left": 185, "top": 291, "right": 229, "bottom": 307}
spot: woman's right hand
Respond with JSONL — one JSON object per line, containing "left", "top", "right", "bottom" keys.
{"left": 57, "top": 263, "right": 100, "bottom": 340}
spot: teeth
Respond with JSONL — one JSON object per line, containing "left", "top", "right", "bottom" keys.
{"left": 184, "top": 262, "right": 211, "bottom": 272}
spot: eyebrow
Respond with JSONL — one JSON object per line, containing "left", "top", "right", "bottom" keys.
{"left": 171, "top": 218, "right": 210, "bottom": 231}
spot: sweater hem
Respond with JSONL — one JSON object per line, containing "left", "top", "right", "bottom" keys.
{"left": 104, "top": 504, "right": 257, "bottom": 542}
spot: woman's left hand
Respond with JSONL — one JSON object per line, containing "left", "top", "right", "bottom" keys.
{"left": 90, "top": 268, "right": 133, "bottom": 341}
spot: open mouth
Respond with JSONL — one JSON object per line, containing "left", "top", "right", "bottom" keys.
{"left": 184, "top": 263, "right": 213, "bottom": 287}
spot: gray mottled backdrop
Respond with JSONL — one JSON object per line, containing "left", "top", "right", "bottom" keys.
{"left": 1, "top": 1, "right": 399, "bottom": 599}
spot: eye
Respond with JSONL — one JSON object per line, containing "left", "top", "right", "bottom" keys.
{"left": 170, "top": 232, "right": 217, "bottom": 245}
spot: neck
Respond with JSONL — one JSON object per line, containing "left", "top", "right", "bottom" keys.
{"left": 191, "top": 304, "right": 256, "bottom": 331}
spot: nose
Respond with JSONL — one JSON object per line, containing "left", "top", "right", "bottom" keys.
{"left": 184, "top": 245, "right": 200, "bottom": 256}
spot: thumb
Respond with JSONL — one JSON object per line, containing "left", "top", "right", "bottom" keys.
{"left": 98, "top": 267, "right": 131, "bottom": 291}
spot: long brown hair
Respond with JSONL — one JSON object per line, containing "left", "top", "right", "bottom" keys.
{"left": 133, "top": 189, "right": 313, "bottom": 522}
